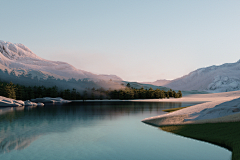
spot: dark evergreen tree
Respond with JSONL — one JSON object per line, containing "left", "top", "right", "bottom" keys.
{"left": 71, "top": 88, "right": 77, "bottom": 100}
{"left": 83, "top": 90, "right": 88, "bottom": 100}
{"left": 177, "top": 90, "right": 182, "bottom": 98}
{"left": 91, "top": 93, "right": 95, "bottom": 100}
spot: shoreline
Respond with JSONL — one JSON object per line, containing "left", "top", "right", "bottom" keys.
{"left": 70, "top": 98, "right": 207, "bottom": 103}
{"left": 142, "top": 90, "right": 240, "bottom": 126}
{"left": 141, "top": 90, "right": 240, "bottom": 160}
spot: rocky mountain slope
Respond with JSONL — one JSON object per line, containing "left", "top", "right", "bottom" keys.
{"left": 0, "top": 40, "right": 122, "bottom": 81}
{"left": 164, "top": 60, "right": 240, "bottom": 92}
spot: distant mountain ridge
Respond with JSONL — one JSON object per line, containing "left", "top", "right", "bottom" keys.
{"left": 146, "top": 60, "right": 240, "bottom": 92}
{"left": 3, "top": 40, "right": 238, "bottom": 93}
{"left": 141, "top": 79, "right": 171, "bottom": 86}
{"left": 0, "top": 40, "right": 122, "bottom": 81}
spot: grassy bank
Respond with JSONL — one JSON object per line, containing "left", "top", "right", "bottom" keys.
{"left": 160, "top": 122, "right": 240, "bottom": 160}
{"left": 162, "top": 106, "right": 190, "bottom": 113}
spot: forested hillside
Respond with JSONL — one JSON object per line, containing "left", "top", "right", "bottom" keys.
{"left": 0, "top": 68, "right": 123, "bottom": 92}
{"left": 0, "top": 81, "right": 182, "bottom": 101}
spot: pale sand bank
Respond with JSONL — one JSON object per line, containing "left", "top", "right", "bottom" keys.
{"left": 142, "top": 90, "right": 240, "bottom": 126}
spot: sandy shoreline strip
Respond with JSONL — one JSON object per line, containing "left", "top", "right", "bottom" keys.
{"left": 142, "top": 90, "right": 240, "bottom": 126}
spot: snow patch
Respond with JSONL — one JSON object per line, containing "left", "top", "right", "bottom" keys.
{"left": 0, "top": 96, "right": 24, "bottom": 107}
{"left": 24, "top": 100, "right": 37, "bottom": 106}
{"left": 165, "top": 60, "right": 240, "bottom": 92}
{"left": 208, "top": 76, "right": 240, "bottom": 92}
{"left": 0, "top": 40, "right": 123, "bottom": 82}
{"left": 184, "top": 98, "right": 240, "bottom": 121}
{"left": 31, "top": 97, "right": 71, "bottom": 103}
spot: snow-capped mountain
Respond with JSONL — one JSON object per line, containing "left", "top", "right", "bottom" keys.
{"left": 0, "top": 40, "right": 122, "bottom": 81}
{"left": 164, "top": 60, "right": 240, "bottom": 92}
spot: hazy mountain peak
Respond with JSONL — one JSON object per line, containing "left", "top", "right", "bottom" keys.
{"left": 0, "top": 40, "right": 122, "bottom": 82}
{"left": 140, "top": 79, "right": 171, "bottom": 86}
{"left": 0, "top": 41, "right": 40, "bottom": 60}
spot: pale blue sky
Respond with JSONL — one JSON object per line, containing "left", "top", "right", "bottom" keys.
{"left": 1, "top": 0, "right": 240, "bottom": 81}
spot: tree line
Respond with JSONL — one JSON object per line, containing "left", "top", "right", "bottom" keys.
{"left": 0, "top": 81, "right": 182, "bottom": 101}
{"left": 0, "top": 81, "right": 81, "bottom": 101}
{"left": 108, "top": 87, "right": 182, "bottom": 99}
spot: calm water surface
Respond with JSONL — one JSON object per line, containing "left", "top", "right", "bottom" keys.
{"left": 0, "top": 102, "right": 231, "bottom": 160}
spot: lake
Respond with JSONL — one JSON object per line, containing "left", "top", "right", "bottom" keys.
{"left": 0, "top": 101, "right": 231, "bottom": 160}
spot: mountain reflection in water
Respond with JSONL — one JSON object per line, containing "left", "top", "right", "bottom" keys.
{"left": 0, "top": 101, "right": 230, "bottom": 160}
{"left": 0, "top": 102, "right": 184, "bottom": 154}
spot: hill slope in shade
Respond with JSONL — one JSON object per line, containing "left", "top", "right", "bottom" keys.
{"left": 141, "top": 79, "right": 171, "bottom": 86}
{"left": 122, "top": 81, "right": 170, "bottom": 91}
{"left": 0, "top": 40, "right": 122, "bottom": 81}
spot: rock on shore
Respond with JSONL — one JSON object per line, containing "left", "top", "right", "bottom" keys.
{"left": 0, "top": 96, "right": 24, "bottom": 107}
{"left": 31, "top": 97, "right": 71, "bottom": 104}
{"left": 0, "top": 96, "right": 69, "bottom": 107}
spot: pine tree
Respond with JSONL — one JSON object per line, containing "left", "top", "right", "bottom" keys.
{"left": 4, "top": 82, "right": 16, "bottom": 99}
{"left": 91, "top": 93, "right": 95, "bottom": 100}
{"left": 177, "top": 90, "right": 182, "bottom": 98}
{"left": 71, "top": 88, "right": 77, "bottom": 100}
{"left": 83, "top": 90, "right": 88, "bottom": 100}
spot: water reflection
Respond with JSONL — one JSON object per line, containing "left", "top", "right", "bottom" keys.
{"left": 0, "top": 101, "right": 231, "bottom": 160}
{"left": 0, "top": 101, "right": 193, "bottom": 154}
